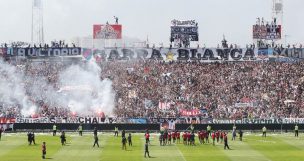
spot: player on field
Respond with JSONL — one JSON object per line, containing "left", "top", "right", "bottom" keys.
{"left": 201, "top": 130, "right": 205, "bottom": 144}
{"left": 93, "top": 127, "right": 98, "bottom": 136}
{"left": 144, "top": 141, "right": 151, "bottom": 158}
{"left": 60, "top": 131, "right": 66, "bottom": 146}
{"left": 172, "top": 131, "right": 176, "bottom": 143}
{"left": 190, "top": 132, "right": 195, "bottom": 146}
{"left": 93, "top": 135, "right": 99, "bottom": 148}
{"left": 182, "top": 131, "right": 187, "bottom": 145}
{"left": 128, "top": 133, "right": 132, "bottom": 146}
{"left": 220, "top": 131, "right": 224, "bottom": 143}
{"left": 262, "top": 126, "right": 267, "bottom": 137}
{"left": 207, "top": 125, "right": 211, "bottom": 136}
{"left": 233, "top": 124, "right": 236, "bottom": 132}
{"left": 78, "top": 124, "right": 83, "bottom": 136}
{"left": 198, "top": 130, "right": 202, "bottom": 144}
{"left": 211, "top": 131, "right": 216, "bottom": 146}
{"left": 295, "top": 124, "right": 299, "bottom": 137}
{"left": 232, "top": 128, "right": 237, "bottom": 141}
{"left": 205, "top": 130, "right": 209, "bottom": 143}
{"left": 168, "top": 132, "right": 172, "bottom": 145}
{"left": 176, "top": 131, "right": 180, "bottom": 144}
{"left": 31, "top": 132, "right": 36, "bottom": 145}
{"left": 0, "top": 126, "right": 3, "bottom": 141}
{"left": 42, "top": 142, "right": 46, "bottom": 159}
{"left": 114, "top": 126, "right": 118, "bottom": 137}
{"left": 238, "top": 130, "right": 243, "bottom": 141}
{"left": 224, "top": 133, "right": 230, "bottom": 150}
{"left": 187, "top": 131, "right": 191, "bottom": 145}
{"left": 122, "top": 137, "right": 127, "bottom": 150}
{"left": 122, "top": 130, "right": 126, "bottom": 138}
{"left": 52, "top": 124, "right": 57, "bottom": 136}
{"left": 27, "top": 132, "right": 33, "bottom": 145}
{"left": 163, "top": 131, "right": 167, "bottom": 146}
{"left": 145, "top": 132, "right": 150, "bottom": 145}
{"left": 159, "top": 134, "right": 163, "bottom": 146}
{"left": 215, "top": 130, "right": 220, "bottom": 143}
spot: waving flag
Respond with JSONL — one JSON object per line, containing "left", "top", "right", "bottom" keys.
{"left": 82, "top": 48, "right": 93, "bottom": 60}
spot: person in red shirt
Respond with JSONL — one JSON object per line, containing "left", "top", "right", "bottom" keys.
{"left": 168, "top": 132, "right": 172, "bottom": 145}
{"left": 182, "top": 132, "right": 187, "bottom": 145}
{"left": 215, "top": 131, "right": 220, "bottom": 143}
{"left": 200, "top": 131, "right": 205, "bottom": 144}
{"left": 211, "top": 131, "right": 216, "bottom": 146}
{"left": 172, "top": 131, "right": 176, "bottom": 143}
{"left": 42, "top": 142, "right": 46, "bottom": 159}
{"left": 220, "top": 131, "right": 224, "bottom": 143}
{"left": 187, "top": 132, "right": 191, "bottom": 145}
{"left": 205, "top": 131, "right": 209, "bottom": 143}
{"left": 197, "top": 131, "right": 202, "bottom": 144}
{"left": 177, "top": 131, "right": 180, "bottom": 144}
{"left": 145, "top": 132, "right": 150, "bottom": 145}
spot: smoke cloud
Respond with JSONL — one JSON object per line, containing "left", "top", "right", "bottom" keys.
{"left": 0, "top": 57, "right": 115, "bottom": 117}
{"left": 0, "top": 58, "right": 37, "bottom": 117}
{"left": 57, "top": 60, "right": 115, "bottom": 116}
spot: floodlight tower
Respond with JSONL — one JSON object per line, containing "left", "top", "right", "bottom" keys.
{"left": 31, "top": 0, "right": 44, "bottom": 45}
{"left": 272, "top": 0, "right": 283, "bottom": 24}
{"left": 272, "top": 0, "right": 283, "bottom": 43}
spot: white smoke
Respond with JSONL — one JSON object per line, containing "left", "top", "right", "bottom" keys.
{"left": 0, "top": 58, "right": 37, "bottom": 117}
{"left": 57, "top": 60, "right": 115, "bottom": 116}
{"left": 0, "top": 57, "right": 115, "bottom": 117}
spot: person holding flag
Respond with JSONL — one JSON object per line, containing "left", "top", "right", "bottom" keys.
{"left": 190, "top": 124, "right": 195, "bottom": 133}
{"left": 233, "top": 124, "right": 236, "bottom": 132}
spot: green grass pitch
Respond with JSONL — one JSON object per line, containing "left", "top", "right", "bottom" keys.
{"left": 0, "top": 132, "right": 303, "bottom": 161}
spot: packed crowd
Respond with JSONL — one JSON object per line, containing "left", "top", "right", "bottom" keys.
{"left": 1, "top": 59, "right": 304, "bottom": 119}
{"left": 104, "top": 60, "right": 304, "bottom": 119}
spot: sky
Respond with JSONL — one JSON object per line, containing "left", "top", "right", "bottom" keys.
{"left": 0, "top": 0, "right": 303, "bottom": 47}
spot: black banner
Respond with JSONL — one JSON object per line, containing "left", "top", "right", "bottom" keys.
{"left": 0, "top": 47, "right": 82, "bottom": 58}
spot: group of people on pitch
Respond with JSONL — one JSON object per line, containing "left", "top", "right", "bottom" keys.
{"left": 38, "top": 124, "right": 300, "bottom": 159}
{"left": 27, "top": 132, "right": 36, "bottom": 145}
{"left": 159, "top": 130, "right": 181, "bottom": 146}
{"left": 114, "top": 127, "right": 150, "bottom": 157}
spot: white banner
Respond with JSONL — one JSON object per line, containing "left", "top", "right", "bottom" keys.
{"left": 89, "top": 48, "right": 269, "bottom": 62}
